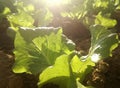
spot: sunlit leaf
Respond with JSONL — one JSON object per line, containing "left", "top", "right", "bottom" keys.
{"left": 89, "top": 25, "right": 119, "bottom": 58}
{"left": 95, "top": 12, "right": 117, "bottom": 28}
{"left": 39, "top": 55, "right": 76, "bottom": 88}
{"left": 71, "top": 55, "right": 95, "bottom": 82}
{"left": 9, "top": 27, "right": 74, "bottom": 74}
{"left": 8, "top": 11, "right": 34, "bottom": 27}
{"left": 94, "top": 0, "right": 109, "bottom": 8}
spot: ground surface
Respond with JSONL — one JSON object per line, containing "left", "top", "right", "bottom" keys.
{"left": 83, "top": 45, "right": 120, "bottom": 88}
{"left": 0, "top": 17, "right": 120, "bottom": 88}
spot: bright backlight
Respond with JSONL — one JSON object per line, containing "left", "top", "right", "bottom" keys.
{"left": 46, "top": 0, "right": 65, "bottom": 6}
{"left": 91, "top": 54, "right": 100, "bottom": 63}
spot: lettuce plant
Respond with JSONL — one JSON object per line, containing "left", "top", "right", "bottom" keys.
{"left": 8, "top": 26, "right": 119, "bottom": 88}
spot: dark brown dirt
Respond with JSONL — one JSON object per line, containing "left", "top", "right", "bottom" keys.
{"left": 83, "top": 45, "right": 120, "bottom": 88}
{"left": 41, "top": 83, "right": 59, "bottom": 88}
{"left": 49, "top": 17, "right": 91, "bottom": 55}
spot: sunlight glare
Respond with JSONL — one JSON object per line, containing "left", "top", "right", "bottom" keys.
{"left": 91, "top": 54, "right": 100, "bottom": 63}
{"left": 46, "top": 0, "right": 64, "bottom": 6}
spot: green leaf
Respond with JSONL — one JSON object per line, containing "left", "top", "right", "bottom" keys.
{"left": 95, "top": 12, "right": 117, "bottom": 28}
{"left": 94, "top": 0, "right": 109, "bottom": 8}
{"left": 71, "top": 55, "right": 95, "bottom": 82}
{"left": 8, "top": 11, "right": 34, "bottom": 27}
{"left": 39, "top": 54, "right": 77, "bottom": 88}
{"left": 32, "top": 29, "right": 63, "bottom": 65}
{"left": 13, "top": 32, "right": 46, "bottom": 73}
{"left": 18, "top": 27, "right": 61, "bottom": 42}
{"left": 11, "top": 27, "right": 74, "bottom": 74}
{"left": 89, "top": 25, "right": 119, "bottom": 58}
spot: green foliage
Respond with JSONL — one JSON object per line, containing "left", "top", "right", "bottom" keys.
{"left": 71, "top": 55, "right": 95, "bottom": 82}
{"left": 95, "top": 12, "right": 117, "bottom": 28}
{"left": 89, "top": 25, "right": 119, "bottom": 58}
{"left": 39, "top": 54, "right": 76, "bottom": 88}
{"left": 4, "top": 0, "right": 120, "bottom": 88}
{"left": 0, "top": 0, "right": 16, "bottom": 13}
{"left": 8, "top": 27, "right": 96, "bottom": 88}
{"left": 8, "top": 11, "right": 34, "bottom": 27}
{"left": 12, "top": 27, "right": 75, "bottom": 74}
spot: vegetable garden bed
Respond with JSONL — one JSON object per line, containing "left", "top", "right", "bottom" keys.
{"left": 0, "top": 0, "right": 120, "bottom": 88}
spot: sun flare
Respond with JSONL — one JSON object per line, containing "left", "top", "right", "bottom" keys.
{"left": 46, "top": 0, "right": 65, "bottom": 6}
{"left": 91, "top": 54, "right": 100, "bottom": 63}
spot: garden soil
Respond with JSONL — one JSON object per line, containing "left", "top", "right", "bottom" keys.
{"left": 0, "top": 17, "right": 120, "bottom": 88}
